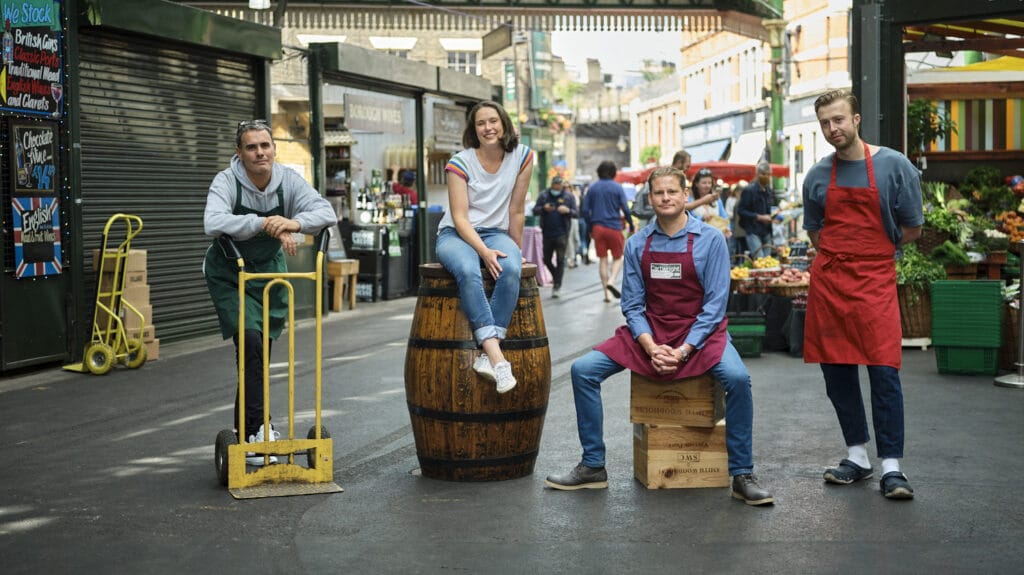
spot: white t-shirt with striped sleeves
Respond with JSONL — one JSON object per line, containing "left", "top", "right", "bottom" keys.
{"left": 439, "top": 144, "right": 533, "bottom": 233}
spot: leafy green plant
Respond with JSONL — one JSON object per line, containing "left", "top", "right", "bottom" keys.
{"left": 639, "top": 144, "right": 661, "bottom": 165}
{"left": 906, "top": 98, "right": 957, "bottom": 156}
{"left": 897, "top": 243, "right": 947, "bottom": 292}
{"left": 930, "top": 240, "right": 971, "bottom": 267}
{"left": 962, "top": 165, "right": 1003, "bottom": 190}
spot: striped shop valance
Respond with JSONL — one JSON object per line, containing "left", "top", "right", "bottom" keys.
{"left": 928, "top": 98, "right": 1024, "bottom": 152}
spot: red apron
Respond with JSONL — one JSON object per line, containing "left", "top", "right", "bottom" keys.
{"left": 804, "top": 142, "right": 902, "bottom": 368}
{"left": 596, "top": 232, "right": 729, "bottom": 379}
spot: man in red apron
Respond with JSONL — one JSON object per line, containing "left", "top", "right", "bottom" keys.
{"left": 803, "top": 90, "right": 923, "bottom": 499}
{"left": 545, "top": 167, "right": 774, "bottom": 506}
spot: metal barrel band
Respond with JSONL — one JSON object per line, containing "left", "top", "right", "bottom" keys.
{"left": 407, "top": 336, "right": 548, "bottom": 350}
{"left": 416, "top": 450, "right": 539, "bottom": 469}
{"left": 407, "top": 403, "right": 547, "bottom": 423}
{"left": 416, "top": 286, "right": 539, "bottom": 298}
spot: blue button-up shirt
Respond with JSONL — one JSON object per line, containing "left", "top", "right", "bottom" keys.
{"left": 621, "top": 214, "right": 731, "bottom": 350}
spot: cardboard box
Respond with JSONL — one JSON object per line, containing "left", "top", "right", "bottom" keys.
{"left": 122, "top": 304, "right": 152, "bottom": 331}
{"left": 93, "top": 248, "right": 147, "bottom": 273}
{"left": 630, "top": 373, "right": 725, "bottom": 427}
{"left": 121, "top": 284, "right": 150, "bottom": 307}
{"left": 633, "top": 422, "right": 730, "bottom": 489}
{"left": 98, "top": 270, "right": 148, "bottom": 294}
{"left": 141, "top": 324, "right": 155, "bottom": 343}
{"left": 145, "top": 338, "right": 160, "bottom": 361}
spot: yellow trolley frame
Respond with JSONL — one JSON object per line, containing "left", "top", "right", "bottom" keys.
{"left": 64, "top": 213, "right": 147, "bottom": 375}
{"left": 213, "top": 233, "right": 342, "bottom": 499}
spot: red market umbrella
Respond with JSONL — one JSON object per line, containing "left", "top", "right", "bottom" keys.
{"left": 686, "top": 161, "right": 790, "bottom": 185}
{"left": 613, "top": 166, "right": 655, "bottom": 185}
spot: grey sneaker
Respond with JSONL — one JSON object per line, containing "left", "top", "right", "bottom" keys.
{"left": 551, "top": 287, "right": 560, "bottom": 299}
{"left": 494, "top": 361, "right": 517, "bottom": 394}
{"left": 731, "top": 474, "right": 774, "bottom": 506}
{"left": 545, "top": 463, "right": 608, "bottom": 490}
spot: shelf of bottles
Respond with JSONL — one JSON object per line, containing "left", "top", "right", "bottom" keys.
{"left": 353, "top": 168, "right": 415, "bottom": 226}
{"left": 326, "top": 145, "right": 351, "bottom": 220}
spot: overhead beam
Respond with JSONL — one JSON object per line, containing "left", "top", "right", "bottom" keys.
{"left": 886, "top": 0, "right": 1024, "bottom": 25}
{"left": 904, "top": 36, "right": 1024, "bottom": 53}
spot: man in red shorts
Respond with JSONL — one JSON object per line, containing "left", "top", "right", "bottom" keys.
{"left": 582, "top": 160, "right": 635, "bottom": 301}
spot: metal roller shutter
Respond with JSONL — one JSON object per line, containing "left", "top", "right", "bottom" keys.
{"left": 78, "top": 29, "right": 259, "bottom": 343}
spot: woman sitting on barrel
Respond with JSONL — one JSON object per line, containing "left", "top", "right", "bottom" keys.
{"left": 436, "top": 101, "right": 534, "bottom": 394}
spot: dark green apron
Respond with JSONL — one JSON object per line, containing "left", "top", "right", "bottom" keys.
{"left": 204, "top": 180, "right": 288, "bottom": 340}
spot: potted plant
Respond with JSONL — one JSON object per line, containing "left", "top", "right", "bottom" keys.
{"left": 906, "top": 98, "right": 957, "bottom": 167}
{"left": 896, "top": 243, "right": 947, "bottom": 339}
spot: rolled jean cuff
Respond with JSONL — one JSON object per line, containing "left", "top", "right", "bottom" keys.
{"left": 730, "top": 467, "right": 753, "bottom": 477}
{"left": 473, "top": 325, "right": 504, "bottom": 345}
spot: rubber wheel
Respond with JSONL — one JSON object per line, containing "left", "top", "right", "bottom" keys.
{"left": 215, "top": 429, "right": 238, "bottom": 486}
{"left": 84, "top": 343, "right": 115, "bottom": 375}
{"left": 306, "top": 425, "right": 331, "bottom": 469}
{"left": 125, "top": 339, "right": 147, "bottom": 369}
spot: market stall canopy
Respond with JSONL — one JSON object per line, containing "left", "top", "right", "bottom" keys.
{"left": 615, "top": 162, "right": 790, "bottom": 186}
{"left": 687, "top": 161, "right": 789, "bottom": 185}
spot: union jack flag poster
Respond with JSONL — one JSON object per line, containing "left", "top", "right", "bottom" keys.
{"left": 12, "top": 196, "right": 62, "bottom": 278}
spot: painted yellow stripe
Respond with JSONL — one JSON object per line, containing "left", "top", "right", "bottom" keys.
{"left": 950, "top": 100, "right": 960, "bottom": 151}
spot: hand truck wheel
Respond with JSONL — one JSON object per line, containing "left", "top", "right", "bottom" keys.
{"left": 215, "top": 429, "right": 238, "bottom": 486}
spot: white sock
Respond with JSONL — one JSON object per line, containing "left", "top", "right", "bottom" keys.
{"left": 881, "top": 458, "right": 901, "bottom": 475}
{"left": 847, "top": 444, "right": 870, "bottom": 469}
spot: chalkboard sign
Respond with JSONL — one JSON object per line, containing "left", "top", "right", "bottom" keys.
{"left": 0, "top": 1, "right": 64, "bottom": 118}
{"left": 10, "top": 120, "right": 57, "bottom": 196}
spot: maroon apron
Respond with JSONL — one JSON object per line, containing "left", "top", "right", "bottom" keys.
{"left": 804, "top": 142, "right": 902, "bottom": 368}
{"left": 596, "top": 233, "right": 729, "bottom": 379}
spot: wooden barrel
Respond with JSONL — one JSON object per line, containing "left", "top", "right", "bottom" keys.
{"left": 404, "top": 263, "right": 551, "bottom": 481}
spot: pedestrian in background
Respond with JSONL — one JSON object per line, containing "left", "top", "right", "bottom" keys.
{"left": 802, "top": 88, "right": 923, "bottom": 500}
{"left": 532, "top": 175, "right": 578, "bottom": 297}
{"left": 687, "top": 167, "right": 731, "bottom": 239}
{"left": 203, "top": 119, "right": 336, "bottom": 466}
{"left": 631, "top": 149, "right": 690, "bottom": 227}
{"left": 738, "top": 162, "right": 776, "bottom": 259}
{"left": 392, "top": 169, "right": 419, "bottom": 205}
{"left": 725, "top": 182, "right": 746, "bottom": 257}
{"left": 565, "top": 183, "right": 582, "bottom": 268}
{"left": 582, "top": 160, "right": 635, "bottom": 302}
{"left": 437, "top": 100, "right": 534, "bottom": 394}
{"left": 576, "top": 184, "right": 591, "bottom": 265}
{"left": 545, "top": 166, "right": 774, "bottom": 506}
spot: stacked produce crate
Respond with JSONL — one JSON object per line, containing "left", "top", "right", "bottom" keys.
{"left": 931, "top": 280, "right": 1002, "bottom": 375}
{"left": 727, "top": 312, "right": 766, "bottom": 358}
{"left": 630, "top": 373, "right": 729, "bottom": 489}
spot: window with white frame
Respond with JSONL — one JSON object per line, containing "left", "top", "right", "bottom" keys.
{"left": 447, "top": 51, "right": 479, "bottom": 75}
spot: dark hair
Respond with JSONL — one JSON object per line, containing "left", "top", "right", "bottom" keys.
{"left": 692, "top": 168, "right": 714, "bottom": 196}
{"left": 596, "top": 160, "right": 617, "bottom": 179}
{"left": 236, "top": 119, "right": 273, "bottom": 147}
{"left": 672, "top": 150, "right": 691, "bottom": 167}
{"left": 463, "top": 101, "right": 518, "bottom": 152}
{"left": 646, "top": 166, "right": 688, "bottom": 190}
{"left": 814, "top": 89, "right": 860, "bottom": 116}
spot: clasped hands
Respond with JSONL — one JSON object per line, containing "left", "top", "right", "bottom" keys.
{"left": 263, "top": 215, "right": 300, "bottom": 256}
{"left": 647, "top": 343, "right": 693, "bottom": 376}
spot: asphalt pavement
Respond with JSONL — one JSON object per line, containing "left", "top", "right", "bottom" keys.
{"left": 1, "top": 257, "right": 1022, "bottom": 574}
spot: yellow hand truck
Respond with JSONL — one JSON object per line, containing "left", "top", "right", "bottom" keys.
{"left": 213, "top": 232, "right": 342, "bottom": 499}
{"left": 64, "top": 213, "right": 148, "bottom": 375}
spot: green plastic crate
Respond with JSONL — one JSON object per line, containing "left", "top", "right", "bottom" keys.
{"left": 931, "top": 280, "right": 1003, "bottom": 347}
{"left": 935, "top": 345, "right": 998, "bottom": 375}
{"left": 728, "top": 324, "right": 766, "bottom": 335}
{"left": 731, "top": 333, "right": 763, "bottom": 358}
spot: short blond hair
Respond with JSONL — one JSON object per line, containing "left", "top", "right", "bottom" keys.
{"left": 646, "top": 166, "right": 688, "bottom": 190}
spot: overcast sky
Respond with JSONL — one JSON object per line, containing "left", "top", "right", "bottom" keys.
{"left": 551, "top": 31, "right": 683, "bottom": 82}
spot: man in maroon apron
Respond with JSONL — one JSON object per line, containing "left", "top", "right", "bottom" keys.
{"left": 803, "top": 90, "right": 923, "bottom": 499}
{"left": 545, "top": 167, "right": 774, "bottom": 506}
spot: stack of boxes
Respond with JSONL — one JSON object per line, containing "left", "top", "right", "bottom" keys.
{"left": 94, "top": 248, "right": 158, "bottom": 361}
{"left": 630, "top": 373, "right": 728, "bottom": 489}
{"left": 931, "top": 280, "right": 1002, "bottom": 375}
{"left": 726, "top": 312, "right": 766, "bottom": 358}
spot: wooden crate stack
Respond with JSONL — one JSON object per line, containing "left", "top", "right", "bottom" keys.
{"left": 630, "top": 373, "right": 728, "bottom": 489}
{"left": 94, "top": 249, "right": 159, "bottom": 361}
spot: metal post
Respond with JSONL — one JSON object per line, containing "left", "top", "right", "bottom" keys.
{"left": 995, "top": 240, "right": 1024, "bottom": 389}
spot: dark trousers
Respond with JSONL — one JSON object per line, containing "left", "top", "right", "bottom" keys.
{"left": 542, "top": 234, "right": 568, "bottom": 289}
{"left": 821, "top": 363, "right": 905, "bottom": 459}
{"left": 233, "top": 329, "right": 272, "bottom": 440}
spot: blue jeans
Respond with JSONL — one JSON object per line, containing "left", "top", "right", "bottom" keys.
{"left": 745, "top": 232, "right": 771, "bottom": 259}
{"left": 570, "top": 342, "right": 754, "bottom": 476}
{"left": 820, "top": 363, "right": 904, "bottom": 459}
{"left": 435, "top": 227, "right": 522, "bottom": 345}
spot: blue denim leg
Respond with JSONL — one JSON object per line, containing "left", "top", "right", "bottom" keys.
{"left": 707, "top": 342, "right": 754, "bottom": 476}
{"left": 571, "top": 350, "right": 625, "bottom": 468}
{"left": 477, "top": 229, "right": 521, "bottom": 337}
{"left": 821, "top": 363, "right": 872, "bottom": 448}
{"left": 866, "top": 365, "right": 905, "bottom": 459}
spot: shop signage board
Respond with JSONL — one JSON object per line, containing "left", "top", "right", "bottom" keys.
{"left": 0, "top": 0, "right": 63, "bottom": 118}
{"left": 9, "top": 119, "right": 59, "bottom": 278}
{"left": 345, "top": 93, "right": 404, "bottom": 134}
{"left": 433, "top": 103, "right": 463, "bottom": 151}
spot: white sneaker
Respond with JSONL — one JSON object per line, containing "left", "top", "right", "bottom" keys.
{"left": 494, "top": 361, "right": 517, "bottom": 394}
{"left": 246, "top": 424, "right": 280, "bottom": 466}
{"left": 473, "top": 355, "right": 496, "bottom": 382}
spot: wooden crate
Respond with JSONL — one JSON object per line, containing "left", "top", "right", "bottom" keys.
{"left": 633, "top": 422, "right": 730, "bottom": 489}
{"left": 630, "top": 373, "right": 725, "bottom": 427}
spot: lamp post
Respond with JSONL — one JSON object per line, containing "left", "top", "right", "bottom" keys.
{"left": 763, "top": 13, "right": 787, "bottom": 190}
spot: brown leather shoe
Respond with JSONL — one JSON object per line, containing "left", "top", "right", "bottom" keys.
{"left": 731, "top": 474, "right": 774, "bottom": 506}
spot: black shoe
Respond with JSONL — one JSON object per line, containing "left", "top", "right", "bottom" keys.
{"left": 823, "top": 459, "right": 873, "bottom": 485}
{"left": 545, "top": 463, "right": 608, "bottom": 490}
{"left": 880, "top": 471, "right": 914, "bottom": 500}
{"left": 731, "top": 474, "right": 774, "bottom": 506}
{"left": 606, "top": 284, "right": 621, "bottom": 299}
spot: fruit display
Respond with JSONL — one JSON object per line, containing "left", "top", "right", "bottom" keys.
{"left": 752, "top": 255, "right": 780, "bottom": 269}
{"left": 769, "top": 268, "right": 811, "bottom": 285}
{"left": 730, "top": 267, "right": 750, "bottom": 280}
{"left": 996, "top": 211, "right": 1024, "bottom": 245}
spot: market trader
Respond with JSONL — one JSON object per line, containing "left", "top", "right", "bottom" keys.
{"left": 204, "top": 119, "right": 336, "bottom": 466}
{"left": 545, "top": 166, "right": 774, "bottom": 506}
{"left": 802, "top": 89, "right": 923, "bottom": 500}
{"left": 737, "top": 161, "right": 775, "bottom": 258}
{"left": 532, "top": 175, "right": 578, "bottom": 298}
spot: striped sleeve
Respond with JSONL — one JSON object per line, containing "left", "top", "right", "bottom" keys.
{"left": 518, "top": 145, "right": 534, "bottom": 175}
{"left": 445, "top": 155, "right": 469, "bottom": 182}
